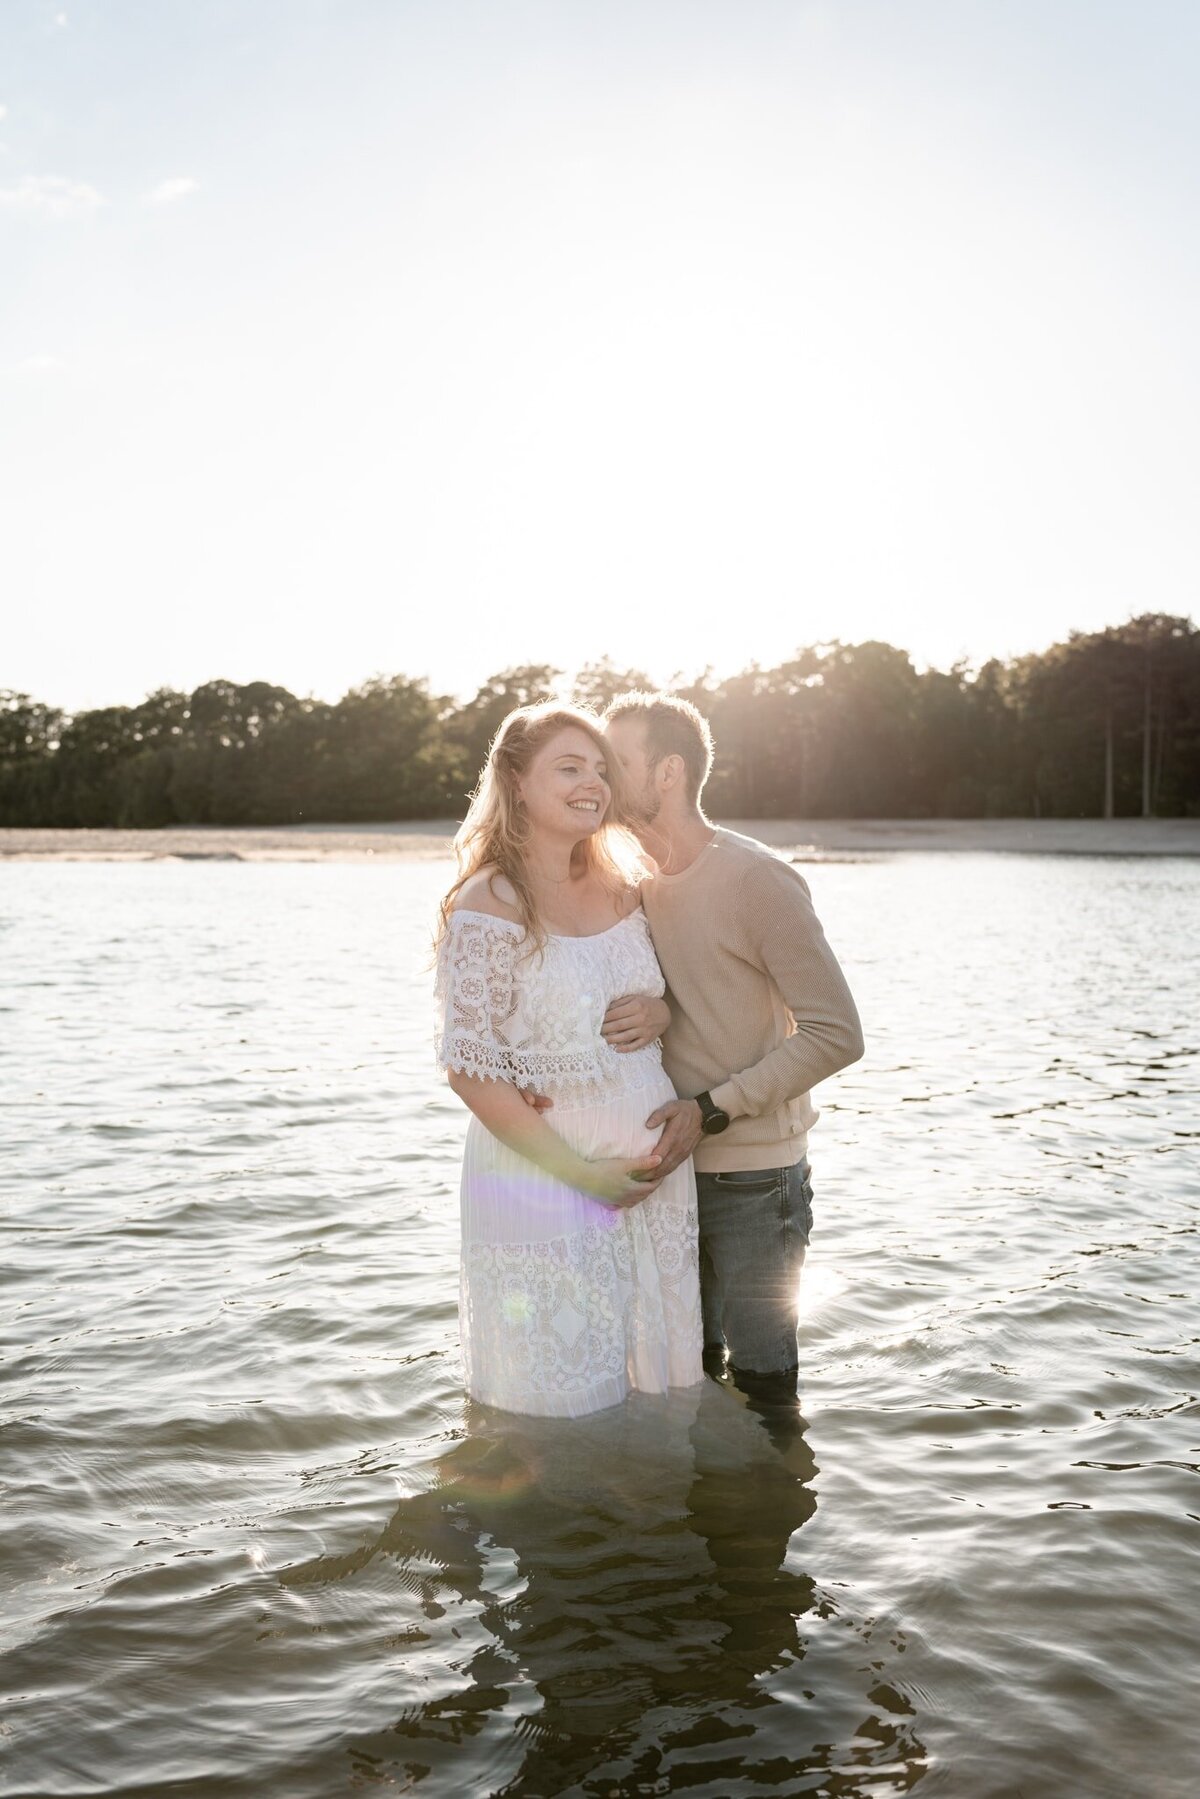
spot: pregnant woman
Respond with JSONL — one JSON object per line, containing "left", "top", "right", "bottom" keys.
{"left": 434, "top": 702, "right": 704, "bottom": 1417}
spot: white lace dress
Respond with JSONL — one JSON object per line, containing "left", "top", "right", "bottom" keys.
{"left": 435, "top": 906, "right": 704, "bottom": 1417}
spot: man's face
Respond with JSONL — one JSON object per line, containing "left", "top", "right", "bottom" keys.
{"left": 605, "top": 718, "right": 661, "bottom": 824}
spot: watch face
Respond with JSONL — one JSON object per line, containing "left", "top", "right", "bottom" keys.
{"left": 701, "top": 1108, "right": 731, "bottom": 1135}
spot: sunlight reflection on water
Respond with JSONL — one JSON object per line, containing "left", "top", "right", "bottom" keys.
{"left": 1, "top": 853, "right": 1197, "bottom": 1798}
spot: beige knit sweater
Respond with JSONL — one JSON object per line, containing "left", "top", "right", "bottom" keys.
{"left": 642, "top": 826, "right": 864, "bottom": 1173}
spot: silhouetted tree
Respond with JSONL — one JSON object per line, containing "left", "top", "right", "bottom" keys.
{"left": 1008, "top": 614, "right": 1198, "bottom": 818}
{"left": 4, "top": 618, "right": 1196, "bottom": 827}
{"left": 0, "top": 691, "right": 64, "bottom": 826}
{"left": 572, "top": 660, "right": 653, "bottom": 713}
{"left": 316, "top": 676, "right": 465, "bottom": 821}
{"left": 446, "top": 665, "right": 561, "bottom": 796}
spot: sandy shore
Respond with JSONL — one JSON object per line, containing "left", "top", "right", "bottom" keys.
{"left": 3, "top": 817, "right": 1198, "bottom": 861}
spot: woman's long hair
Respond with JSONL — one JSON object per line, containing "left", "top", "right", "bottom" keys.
{"left": 436, "top": 703, "right": 647, "bottom": 953}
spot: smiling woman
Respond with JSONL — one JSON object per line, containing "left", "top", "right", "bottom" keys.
{"left": 437, "top": 702, "right": 646, "bottom": 949}
{"left": 432, "top": 701, "right": 708, "bottom": 1417}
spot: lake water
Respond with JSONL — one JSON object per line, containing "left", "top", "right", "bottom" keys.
{"left": 2, "top": 854, "right": 1197, "bottom": 1798}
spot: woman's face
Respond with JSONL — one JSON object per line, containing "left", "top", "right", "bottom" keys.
{"left": 517, "top": 726, "right": 611, "bottom": 842}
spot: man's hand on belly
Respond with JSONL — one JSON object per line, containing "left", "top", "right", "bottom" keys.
{"left": 640, "top": 1098, "right": 703, "bottom": 1178}
{"left": 518, "top": 1087, "right": 553, "bottom": 1112}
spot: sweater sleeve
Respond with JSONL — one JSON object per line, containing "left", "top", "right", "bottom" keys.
{"left": 711, "top": 855, "right": 864, "bottom": 1120}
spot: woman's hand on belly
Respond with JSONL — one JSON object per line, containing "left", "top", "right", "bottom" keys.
{"left": 601, "top": 993, "right": 670, "bottom": 1052}
{"left": 579, "top": 1155, "right": 664, "bottom": 1208}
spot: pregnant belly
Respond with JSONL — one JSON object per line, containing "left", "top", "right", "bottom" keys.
{"left": 547, "top": 1069, "right": 678, "bottom": 1164}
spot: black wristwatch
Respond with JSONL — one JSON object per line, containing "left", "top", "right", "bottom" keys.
{"left": 695, "top": 1090, "right": 731, "bottom": 1136}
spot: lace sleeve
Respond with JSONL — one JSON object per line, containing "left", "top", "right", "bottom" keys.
{"left": 434, "top": 912, "right": 522, "bottom": 1084}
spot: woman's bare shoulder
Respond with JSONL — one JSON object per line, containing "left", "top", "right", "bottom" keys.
{"left": 613, "top": 877, "right": 651, "bottom": 921}
{"left": 627, "top": 853, "right": 659, "bottom": 904}
{"left": 616, "top": 885, "right": 640, "bottom": 919}
{"left": 451, "top": 866, "right": 522, "bottom": 924}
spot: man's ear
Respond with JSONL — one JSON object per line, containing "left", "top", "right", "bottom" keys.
{"left": 659, "top": 753, "right": 686, "bottom": 791}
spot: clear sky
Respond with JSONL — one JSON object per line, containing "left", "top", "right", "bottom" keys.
{"left": 3, "top": 0, "right": 1198, "bottom": 713}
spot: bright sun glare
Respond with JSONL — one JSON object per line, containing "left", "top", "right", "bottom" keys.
{"left": 3, "top": 4, "right": 1197, "bottom": 710}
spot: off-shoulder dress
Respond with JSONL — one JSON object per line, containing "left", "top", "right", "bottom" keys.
{"left": 435, "top": 905, "right": 704, "bottom": 1417}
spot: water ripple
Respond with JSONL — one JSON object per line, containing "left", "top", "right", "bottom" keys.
{"left": 1, "top": 855, "right": 1197, "bottom": 1796}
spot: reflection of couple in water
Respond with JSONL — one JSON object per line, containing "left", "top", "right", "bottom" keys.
{"left": 413, "top": 692, "right": 866, "bottom": 1773}
{"left": 281, "top": 1380, "right": 822, "bottom": 1792}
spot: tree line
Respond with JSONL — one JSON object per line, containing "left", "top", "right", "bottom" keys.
{"left": 2, "top": 613, "right": 1197, "bottom": 828}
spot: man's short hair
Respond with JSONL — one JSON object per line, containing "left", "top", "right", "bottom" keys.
{"left": 603, "top": 691, "right": 714, "bottom": 805}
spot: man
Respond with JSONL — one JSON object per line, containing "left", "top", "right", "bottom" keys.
{"left": 602, "top": 691, "right": 864, "bottom": 1393}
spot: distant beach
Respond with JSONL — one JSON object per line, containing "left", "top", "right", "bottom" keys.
{"left": 3, "top": 817, "right": 1198, "bottom": 860}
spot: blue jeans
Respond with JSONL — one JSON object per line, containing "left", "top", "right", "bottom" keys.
{"left": 694, "top": 1158, "right": 813, "bottom": 1377}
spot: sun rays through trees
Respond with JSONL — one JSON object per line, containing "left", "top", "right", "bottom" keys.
{"left": 2, "top": 618, "right": 1196, "bottom": 827}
